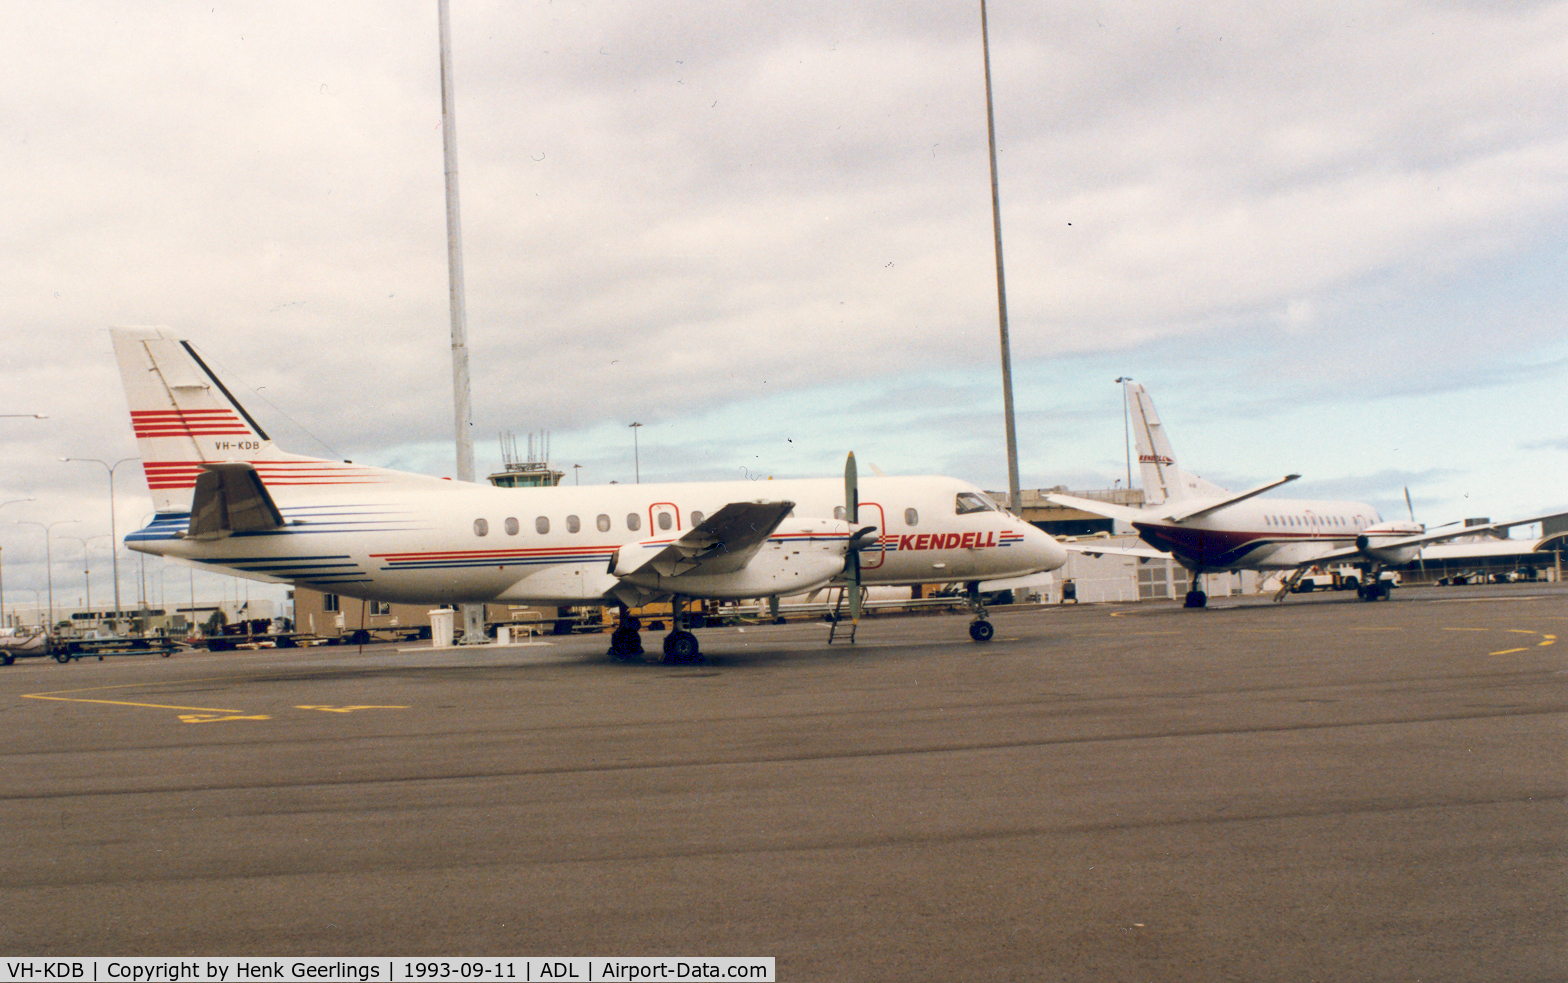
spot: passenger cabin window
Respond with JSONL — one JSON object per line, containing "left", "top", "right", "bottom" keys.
{"left": 597, "top": 514, "right": 611, "bottom": 532}
{"left": 567, "top": 515, "right": 580, "bottom": 534}
{"left": 536, "top": 516, "right": 550, "bottom": 535}
{"left": 691, "top": 511, "right": 705, "bottom": 526}
{"left": 904, "top": 508, "right": 919, "bottom": 526}
{"left": 504, "top": 517, "right": 519, "bottom": 536}
{"left": 834, "top": 505, "right": 846, "bottom": 520}
{"left": 474, "top": 518, "right": 489, "bottom": 537}
{"left": 955, "top": 492, "right": 995, "bottom": 515}
{"left": 657, "top": 512, "right": 673, "bottom": 531}
{"left": 627, "top": 513, "right": 642, "bottom": 532}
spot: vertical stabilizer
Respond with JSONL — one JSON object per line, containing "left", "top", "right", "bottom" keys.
{"left": 1126, "top": 381, "right": 1227, "bottom": 505}
{"left": 111, "top": 327, "right": 401, "bottom": 514}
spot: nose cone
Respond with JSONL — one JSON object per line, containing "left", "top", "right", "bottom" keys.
{"left": 1024, "top": 522, "right": 1069, "bottom": 572}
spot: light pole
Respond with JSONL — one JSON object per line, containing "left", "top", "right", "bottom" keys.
{"left": 0, "top": 498, "right": 35, "bottom": 628}
{"left": 14, "top": 518, "right": 80, "bottom": 631}
{"left": 573, "top": 464, "right": 581, "bottom": 486}
{"left": 629, "top": 422, "right": 643, "bottom": 484}
{"left": 979, "top": 0, "right": 1020, "bottom": 513}
{"left": 1115, "top": 377, "right": 1133, "bottom": 493}
{"left": 62, "top": 457, "right": 137, "bottom": 630}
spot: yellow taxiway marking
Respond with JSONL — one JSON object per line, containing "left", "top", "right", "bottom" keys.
{"left": 22, "top": 680, "right": 410, "bottom": 723}
{"left": 179, "top": 713, "right": 273, "bottom": 723}
{"left": 23, "top": 678, "right": 244, "bottom": 715}
{"left": 1489, "top": 630, "right": 1556, "bottom": 656}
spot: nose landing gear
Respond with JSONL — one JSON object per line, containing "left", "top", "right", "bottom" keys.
{"left": 965, "top": 581, "right": 995, "bottom": 642}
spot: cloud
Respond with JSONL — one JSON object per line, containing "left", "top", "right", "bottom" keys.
{"left": 0, "top": 0, "right": 1563, "bottom": 549}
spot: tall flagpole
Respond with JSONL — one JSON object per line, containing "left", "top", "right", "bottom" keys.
{"left": 439, "top": 0, "right": 485, "bottom": 642}
{"left": 980, "top": 0, "right": 1022, "bottom": 514}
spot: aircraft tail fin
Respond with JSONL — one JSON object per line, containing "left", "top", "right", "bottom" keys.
{"left": 112, "top": 327, "right": 405, "bottom": 513}
{"left": 1126, "top": 381, "right": 1227, "bottom": 505}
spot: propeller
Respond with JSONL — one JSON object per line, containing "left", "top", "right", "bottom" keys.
{"left": 1406, "top": 486, "right": 1427, "bottom": 579}
{"left": 845, "top": 452, "right": 862, "bottom": 623}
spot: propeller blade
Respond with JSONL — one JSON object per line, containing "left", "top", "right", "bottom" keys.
{"left": 1404, "top": 486, "right": 1415, "bottom": 523}
{"left": 844, "top": 452, "right": 859, "bottom": 524}
{"left": 848, "top": 553, "right": 862, "bottom": 622}
{"left": 845, "top": 452, "right": 861, "bottom": 622}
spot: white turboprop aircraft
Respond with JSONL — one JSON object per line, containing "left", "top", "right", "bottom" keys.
{"left": 112, "top": 328, "right": 1068, "bottom": 659}
{"left": 1049, "top": 381, "right": 1544, "bottom": 608}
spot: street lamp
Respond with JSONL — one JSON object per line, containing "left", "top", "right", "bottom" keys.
{"left": 0, "top": 498, "right": 35, "bottom": 628}
{"left": 629, "top": 422, "right": 643, "bottom": 484}
{"left": 61, "top": 456, "right": 137, "bottom": 629}
{"left": 1114, "top": 377, "right": 1133, "bottom": 493}
{"left": 14, "top": 518, "right": 81, "bottom": 631}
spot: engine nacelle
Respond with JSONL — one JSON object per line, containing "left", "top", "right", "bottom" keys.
{"left": 1355, "top": 520, "right": 1423, "bottom": 565}
{"left": 610, "top": 517, "right": 849, "bottom": 599}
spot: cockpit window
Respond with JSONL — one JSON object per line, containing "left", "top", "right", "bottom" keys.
{"left": 955, "top": 492, "right": 998, "bottom": 515}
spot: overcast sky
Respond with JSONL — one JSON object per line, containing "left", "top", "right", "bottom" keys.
{"left": 3, "top": 0, "right": 1565, "bottom": 611}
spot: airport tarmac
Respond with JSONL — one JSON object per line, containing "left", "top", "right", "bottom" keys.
{"left": 1, "top": 584, "right": 1563, "bottom": 980}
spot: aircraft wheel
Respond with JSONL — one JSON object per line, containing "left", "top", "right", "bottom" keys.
{"left": 663, "top": 630, "right": 701, "bottom": 663}
{"left": 1184, "top": 590, "right": 1207, "bottom": 608}
{"left": 969, "top": 620, "right": 995, "bottom": 643}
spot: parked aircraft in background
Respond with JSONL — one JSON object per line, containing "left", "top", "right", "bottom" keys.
{"left": 112, "top": 328, "right": 1067, "bottom": 659}
{"left": 1050, "top": 381, "right": 1543, "bottom": 607}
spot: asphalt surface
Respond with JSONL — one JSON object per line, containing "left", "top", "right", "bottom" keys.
{"left": 2, "top": 584, "right": 1564, "bottom": 981}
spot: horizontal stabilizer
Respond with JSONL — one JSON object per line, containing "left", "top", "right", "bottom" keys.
{"left": 1163, "top": 475, "right": 1301, "bottom": 523}
{"left": 188, "top": 462, "right": 286, "bottom": 541}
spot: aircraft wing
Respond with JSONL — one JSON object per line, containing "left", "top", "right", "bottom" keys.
{"left": 616, "top": 501, "right": 797, "bottom": 580}
{"left": 1063, "top": 541, "right": 1171, "bottom": 560}
{"left": 1162, "top": 475, "right": 1301, "bottom": 522}
{"left": 1298, "top": 512, "right": 1560, "bottom": 566}
{"left": 188, "top": 462, "right": 286, "bottom": 540}
{"left": 1049, "top": 476, "right": 1299, "bottom": 526}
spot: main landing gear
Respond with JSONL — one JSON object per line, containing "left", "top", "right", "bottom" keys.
{"left": 1357, "top": 579, "right": 1391, "bottom": 601}
{"left": 607, "top": 607, "right": 644, "bottom": 661}
{"left": 661, "top": 596, "right": 704, "bottom": 664}
{"left": 1184, "top": 569, "right": 1208, "bottom": 608}
{"left": 965, "top": 582, "right": 995, "bottom": 642}
{"left": 610, "top": 601, "right": 705, "bottom": 664}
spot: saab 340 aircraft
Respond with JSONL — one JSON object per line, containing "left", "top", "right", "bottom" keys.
{"left": 113, "top": 328, "right": 1067, "bottom": 659}
{"left": 1049, "top": 381, "right": 1543, "bottom": 608}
